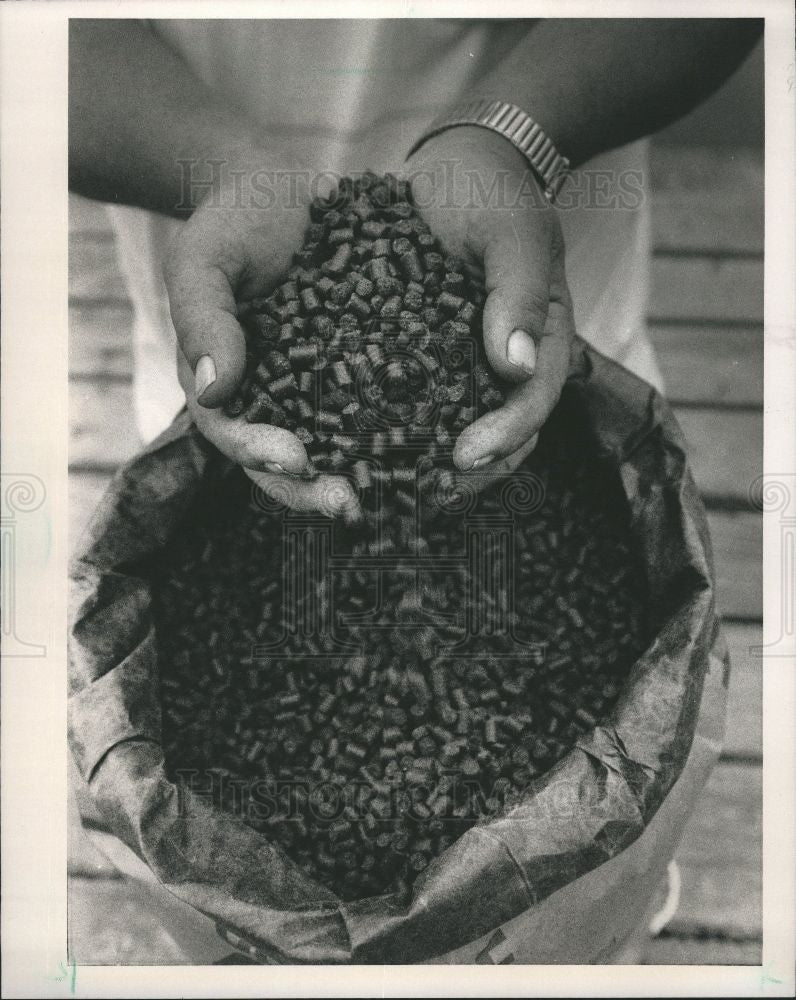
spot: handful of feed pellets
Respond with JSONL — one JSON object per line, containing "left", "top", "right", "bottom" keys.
{"left": 152, "top": 172, "right": 649, "bottom": 902}
{"left": 223, "top": 170, "right": 505, "bottom": 493}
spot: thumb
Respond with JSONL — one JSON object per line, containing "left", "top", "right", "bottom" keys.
{"left": 479, "top": 213, "right": 556, "bottom": 383}
{"left": 164, "top": 234, "right": 247, "bottom": 409}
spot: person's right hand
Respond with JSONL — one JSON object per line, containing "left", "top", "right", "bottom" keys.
{"left": 165, "top": 151, "right": 361, "bottom": 520}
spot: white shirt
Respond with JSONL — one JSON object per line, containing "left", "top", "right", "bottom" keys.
{"left": 106, "top": 19, "right": 661, "bottom": 442}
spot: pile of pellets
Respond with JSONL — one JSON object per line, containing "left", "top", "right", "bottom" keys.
{"left": 150, "top": 173, "right": 650, "bottom": 902}
{"left": 224, "top": 170, "right": 504, "bottom": 499}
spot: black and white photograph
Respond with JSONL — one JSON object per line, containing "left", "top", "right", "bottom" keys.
{"left": 2, "top": 2, "right": 794, "bottom": 994}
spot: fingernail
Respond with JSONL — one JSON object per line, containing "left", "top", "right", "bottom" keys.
{"left": 470, "top": 454, "right": 496, "bottom": 470}
{"left": 507, "top": 330, "right": 536, "bottom": 375}
{"left": 194, "top": 355, "right": 216, "bottom": 398}
{"left": 263, "top": 461, "right": 286, "bottom": 475}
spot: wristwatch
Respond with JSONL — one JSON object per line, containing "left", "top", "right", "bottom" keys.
{"left": 408, "top": 98, "right": 570, "bottom": 203}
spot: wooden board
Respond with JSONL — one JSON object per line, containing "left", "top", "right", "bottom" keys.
{"left": 722, "top": 623, "right": 763, "bottom": 761}
{"left": 69, "top": 380, "right": 139, "bottom": 472}
{"left": 649, "top": 256, "right": 763, "bottom": 326}
{"left": 650, "top": 145, "right": 763, "bottom": 257}
{"left": 650, "top": 145, "right": 764, "bottom": 197}
{"left": 652, "top": 198, "right": 763, "bottom": 257}
{"left": 69, "top": 302, "right": 133, "bottom": 381}
{"left": 641, "top": 934, "right": 761, "bottom": 965}
{"left": 69, "top": 233, "right": 129, "bottom": 305}
{"left": 69, "top": 193, "right": 115, "bottom": 238}
{"left": 707, "top": 511, "right": 762, "bottom": 622}
{"left": 674, "top": 407, "right": 762, "bottom": 506}
{"left": 671, "top": 763, "right": 761, "bottom": 939}
{"left": 651, "top": 144, "right": 762, "bottom": 203}
{"left": 650, "top": 323, "right": 763, "bottom": 408}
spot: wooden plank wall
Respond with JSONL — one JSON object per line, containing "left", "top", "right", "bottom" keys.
{"left": 641, "top": 145, "right": 763, "bottom": 965}
{"left": 68, "top": 143, "right": 764, "bottom": 965}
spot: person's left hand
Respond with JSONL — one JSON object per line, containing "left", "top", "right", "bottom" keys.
{"left": 405, "top": 125, "right": 576, "bottom": 483}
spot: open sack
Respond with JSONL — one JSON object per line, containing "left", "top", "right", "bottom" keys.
{"left": 69, "top": 344, "right": 728, "bottom": 964}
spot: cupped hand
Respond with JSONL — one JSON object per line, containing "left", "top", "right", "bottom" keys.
{"left": 165, "top": 151, "right": 360, "bottom": 519}
{"left": 405, "top": 125, "right": 576, "bottom": 477}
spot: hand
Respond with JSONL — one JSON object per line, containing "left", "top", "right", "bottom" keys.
{"left": 405, "top": 126, "right": 576, "bottom": 477}
{"left": 165, "top": 150, "right": 360, "bottom": 519}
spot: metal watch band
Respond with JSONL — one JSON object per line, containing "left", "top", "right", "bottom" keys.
{"left": 408, "top": 98, "right": 570, "bottom": 203}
